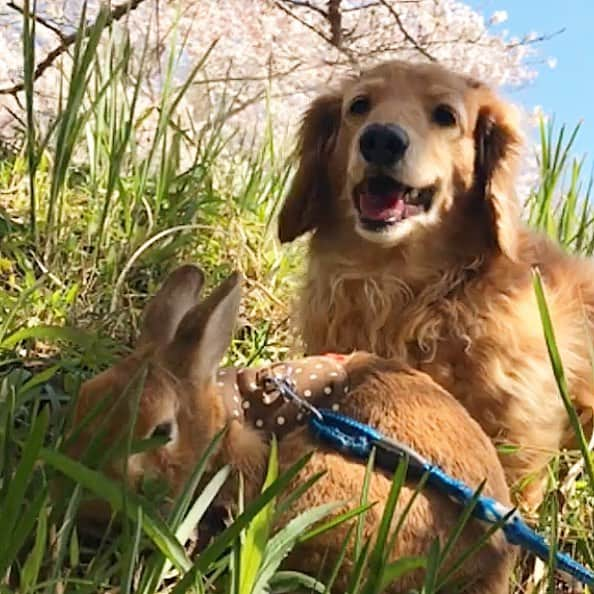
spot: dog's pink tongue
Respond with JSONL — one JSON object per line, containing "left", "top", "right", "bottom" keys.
{"left": 359, "top": 191, "right": 405, "bottom": 221}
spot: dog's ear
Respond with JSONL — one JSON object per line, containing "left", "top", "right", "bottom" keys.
{"left": 278, "top": 93, "right": 342, "bottom": 243}
{"left": 473, "top": 93, "right": 523, "bottom": 261}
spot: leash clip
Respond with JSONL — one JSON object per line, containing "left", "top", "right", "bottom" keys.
{"left": 262, "top": 375, "right": 323, "bottom": 421}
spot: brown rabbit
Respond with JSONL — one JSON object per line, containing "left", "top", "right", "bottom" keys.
{"left": 69, "top": 265, "right": 515, "bottom": 593}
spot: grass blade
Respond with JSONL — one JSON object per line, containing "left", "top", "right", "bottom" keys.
{"left": 39, "top": 447, "right": 191, "bottom": 572}
{"left": 171, "top": 451, "right": 315, "bottom": 594}
{"left": 379, "top": 556, "right": 426, "bottom": 591}
{"left": 355, "top": 447, "right": 375, "bottom": 559}
{"left": 239, "top": 438, "right": 279, "bottom": 593}
{"left": 532, "top": 268, "right": 594, "bottom": 487}
{"left": 253, "top": 501, "right": 347, "bottom": 592}
{"left": 360, "top": 456, "right": 409, "bottom": 593}
{"left": 268, "top": 570, "right": 326, "bottom": 593}
{"left": 22, "top": 0, "right": 38, "bottom": 243}
{"left": 0, "top": 406, "right": 49, "bottom": 574}
{"left": 20, "top": 506, "right": 47, "bottom": 593}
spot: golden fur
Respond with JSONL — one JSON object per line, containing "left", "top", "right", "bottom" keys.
{"left": 277, "top": 59, "right": 594, "bottom": 506}
{"left": 69, "top": 266, "right": 515, "bottom": 593}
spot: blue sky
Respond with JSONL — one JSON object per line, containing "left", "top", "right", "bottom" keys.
{"left": 469, "top": 0, "right": 593, "bottom": 169}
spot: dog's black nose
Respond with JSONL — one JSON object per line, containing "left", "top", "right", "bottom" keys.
{"left": 359, "top": 123, "right": 410, "bottom": 166}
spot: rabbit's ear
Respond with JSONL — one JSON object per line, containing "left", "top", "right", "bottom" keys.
{"left": 164, "top": 272, "right": 242, "bottom": 386}
{"left": 138, "top": 265, "right": 205, "bottom": 347}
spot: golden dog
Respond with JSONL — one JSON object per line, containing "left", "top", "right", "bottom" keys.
{"left": 277, "top": 59, "right": 594, "bottom": 506}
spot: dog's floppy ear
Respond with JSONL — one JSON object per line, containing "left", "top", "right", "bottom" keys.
{"left": 473, "top": 92, "right": 523, "bottom": 261}
{"left": 278, "top": 92, "right": 342, "bottom": 243}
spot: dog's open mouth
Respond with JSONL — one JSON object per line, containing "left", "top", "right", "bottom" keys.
{"left": 353, "top": 176, "right": 434, "bottom": 230}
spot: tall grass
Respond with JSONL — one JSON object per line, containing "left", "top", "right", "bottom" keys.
{"left": 0, "top": 3, "right": 593, "bottom": 593}
{"left": 526, "top": 118, "right": 594, "bottom": 254}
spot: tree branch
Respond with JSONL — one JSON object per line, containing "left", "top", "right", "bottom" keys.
{"left": 507, "top": 28, "right": 565, "bottom": 49}
{"left": 7, "top": 1, "right": 68, "bottom": 41}
{"left": 274, "top": 0, "right": 332, "bottom": 46}
{"left": 327, "top": 0, "right": 342, "bottom": 48}
{"left": 274, "top": 0, "right": 357, "bottom": 64}
{"left": 0, "top": 0, "right": 148, "bottom": 96}
{"left": 280, "top": 0, "right": 328, "bottom": 20}
{"left": 378, "top": 0, "right": 437, "bottom": 62}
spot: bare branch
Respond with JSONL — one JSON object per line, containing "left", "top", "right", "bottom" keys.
{"left": 343, "top": 1, "right": 381, "bottom": 11}
{"left": 274, "top": 0, "right": 332, "bottom": 45}
{"left": 327, "top": 0, "right": 342, "bottom": 47}
{"left": 7, "top": 1, "right": 67, "bottom": 41}
{"left": 190, "top": 63, "right": 305, "bottom": 86}
{"left": 378, "top": 0, "right": 437, "bottom": 62}
{"left": 280, "top": 0, "right": 342, "bottom": 49}
{"left": 280, "top": 0, "right": 328, "bottom": 19}
{"left": 507, "top": 28, "right": 565, "bottom": 49}
{"left": 0, "top": 0, "right": 148, "bottom": 96}
{"left": 1, "top": 104, "right": 26, "bottom": 130}
{"left": 274, "top": 0, "right": 357, "bottom": 64}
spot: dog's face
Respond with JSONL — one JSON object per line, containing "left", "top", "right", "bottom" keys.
{"left": 342, "top": 63, "right": 478, "bottom": 245}
{"left": 278, "top": 60, "right": 522, "bottom": 259}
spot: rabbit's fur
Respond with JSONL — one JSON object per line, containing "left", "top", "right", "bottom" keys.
{"left": 68, "top": 265, "right": 515, "bottom": 593}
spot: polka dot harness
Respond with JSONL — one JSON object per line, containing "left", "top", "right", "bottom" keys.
{"left": 214, "top": 354, "right": 350, "bottom": 437}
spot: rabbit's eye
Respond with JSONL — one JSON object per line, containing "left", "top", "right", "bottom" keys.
{"left": 151, "top": 421, "right": 174, "bottom": 442}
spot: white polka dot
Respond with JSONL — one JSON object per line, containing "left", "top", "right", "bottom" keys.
{"left": 304, "top": 389, "right": 312, "bottom": 397}
{"left": 255, "top": 419, "right": 264, "bottom": 428}
{"left": 233, "top": 410, "right": 240, "bottom": 417}
{"left": 309, "top": 373, "right": 317, "bottom": 380}
{"left": 276, "top": 416, "right": 285, "bottom": 426}
{"left": 331, "top": 403, "right": 340, "bottom": 411}
{"left": 330, "top": 371, "right": 338, "bottom": 377}
{"left": 344, "top": 386, "right": 349, "bottom": 393}
{"left": 217, "top": 381, "right": 224, "bottom": 387}
{"left": 323, "top": 386, "right": 332, "bottom": 395}
{"left": 242, "top": 400, "right": 250, "bottom": 409}
{"left": 233, "top": 395, "right": 240, "bottom": 403}
{"left": 295, "top": 368, "right": 302, "bottom": 374}
{"left": 234, "top": 384, "right": 239, "bottom": 392}
{"left": 249, "top": 382, "right": 258, "bottom": 391}
{"left": 297, "top": 413, "right": 304, "bottom": 421}
{"left": 315, "top": 363, "right": 323, "bottom": 369}
{"left": 263, "top": 394, "right": 274, "bottom": 405}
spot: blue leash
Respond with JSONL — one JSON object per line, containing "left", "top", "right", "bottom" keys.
{"left": 269, "top": 377, "right": 594, "bottom": 587}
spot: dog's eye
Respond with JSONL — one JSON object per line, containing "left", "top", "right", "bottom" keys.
{"left": 349, "top": 96, "right": 371, "bottom": 116}
{"left": 432, "top": 104, "right": 458, "bottom": 127}
{"left": 150, "top": 421, "right": 174, "bottom": 442}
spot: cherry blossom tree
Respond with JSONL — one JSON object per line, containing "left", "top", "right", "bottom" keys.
{"left": 0, "top": 0, "right": 557, "bottom": 191}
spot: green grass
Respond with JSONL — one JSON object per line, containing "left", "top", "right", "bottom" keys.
{"left": 0, "top": 5, "right": 593, "bottom": 594}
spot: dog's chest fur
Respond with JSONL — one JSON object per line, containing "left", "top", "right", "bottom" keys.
{"left": 301, "top": 260, "right": 483, "bottom": 365}
{"left": 298, "top": 258, "right": 572, "bottom": 468}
